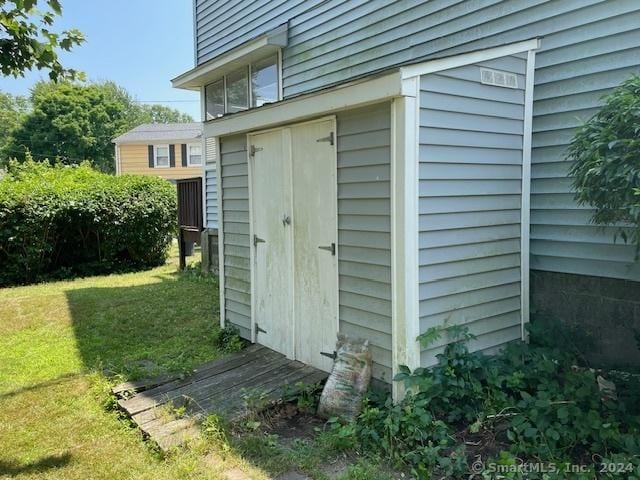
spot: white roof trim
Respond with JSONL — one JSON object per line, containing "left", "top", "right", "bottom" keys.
{"left": 400, "top": 38, "right": 541, "bottom": 79}
{"left": 172, "top": 24, "right": 288, "bottom": 91}
{"left": 203, "top": 38, "right": 541, "bottom": 138}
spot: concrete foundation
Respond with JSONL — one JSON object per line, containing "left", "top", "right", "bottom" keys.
{"left": 531, "top": 270, "right": 640, "bottom": 369}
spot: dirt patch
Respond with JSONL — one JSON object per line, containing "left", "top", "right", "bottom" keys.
{"left": 265, "top": 404, "right": 324, "bottom": 444}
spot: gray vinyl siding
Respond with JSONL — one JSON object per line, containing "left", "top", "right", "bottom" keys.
{"left": 219, "top": 134, "right": 251, "bottom": 339}
{"left": 194, "top": 0, "right": 324, "bottom": 65}
{"left": 280, "top": 0, "right": 640, "bottom": 282}
{"left": 418, "top": 57, "right": 526, "bottom": 367}
{"left": 204, "top": 168, "right": 218, "bottom": 228}
{"left": 336, "top": 103, "right": 392, "bottom": 382}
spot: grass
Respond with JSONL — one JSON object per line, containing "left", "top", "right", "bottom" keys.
{"left": 0, "top": 249, "right": 391, "bottom": 480}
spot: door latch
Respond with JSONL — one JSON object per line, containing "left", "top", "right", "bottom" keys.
{"left": 253, "top": 234, "right": 265, "bottom": 247}
{"left": 282, "top": 214, "right": 291, "bottom": 226}
{"left": 318, "top": 242, "right": 336, "bottom": 256}
{"left": 320, "top": 350, "right": 337, "bottom": 360}
{"left": 316, "top": 131, "right": 334, "bottom": 146}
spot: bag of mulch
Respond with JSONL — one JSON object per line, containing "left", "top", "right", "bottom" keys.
{"left": 317, "top": 335, "right": 372, "bottom": 421}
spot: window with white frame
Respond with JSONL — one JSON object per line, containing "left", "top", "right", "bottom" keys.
{"left": 205, "top": 53, "right": 279, "bottom": 119}
{"left": 188, "top": 144, "right": 202, "bottom": 166}
{"left": 154, "top": 145, "right": 170, "bottom": 167}
{"left": 251, "top": 55, "right": 278, "bottom": 107}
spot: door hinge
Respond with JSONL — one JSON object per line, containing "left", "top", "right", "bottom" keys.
{"left": 253, "top": 234, "right": 265, "bottom": 247}
{"left": 318, "top": 242, "right": 336, "bottom": 256}
{"left": 320, "top": 350, "right": 337, "bottom": 360}
{"left": 255, "top": 324, "right": 267, "bottom": 334}
{"left": 249, "top": 145, "right": 263, "bottom": 157}
{"left": 316, "top": 131, "right": 334, "bottom": 146}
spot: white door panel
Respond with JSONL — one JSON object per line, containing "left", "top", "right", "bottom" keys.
{"left": 250, "top": 130, "right": 293, "bottom": 357}
{"left": 291, "top": 120, "right": 339, "bottom": 372}
{"left": 249, "top": 118, "right": 338, "bottom": 372}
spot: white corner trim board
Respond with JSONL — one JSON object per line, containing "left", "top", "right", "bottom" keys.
{"left": 215, "top": 137, "right": 226, "bottom": 330}
{"left": 520, "top": 49, "right": 536, "bottom": 341}
{"left": 390, "top": 78, "right": 422, "bottom": 401}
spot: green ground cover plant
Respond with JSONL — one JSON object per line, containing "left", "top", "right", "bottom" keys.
{"left": 0, "top": 159, "right": 176, "bottom": 286}
{"left": 320, "top": 323, "right": 640, "bottom": 479}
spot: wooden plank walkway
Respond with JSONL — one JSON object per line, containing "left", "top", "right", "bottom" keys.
{"left": 112, "top": 345, "right": 328, "bottom": 451}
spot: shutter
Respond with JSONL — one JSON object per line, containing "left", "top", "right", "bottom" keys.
{"left": 148, "top": 145, "right": 154, "bottom": 168}
{"left": 169, "top": 144, "right": 176, "bottom": 167}
{"left": 181, "top": 144, "right": 188, "bottom": 167}
{"left": 205, "top": 137, "right": 217, "bottom": 165}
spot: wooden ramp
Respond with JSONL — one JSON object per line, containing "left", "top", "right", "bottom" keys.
{"left": 113, "top": 345, "right": 328, "bottom": 451}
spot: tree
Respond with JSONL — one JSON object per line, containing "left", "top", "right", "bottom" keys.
{"left": 567, "top": 75, "right": 640, "bottom": 251}
{"left": 0, "top": 0, "right": 84, "bottom": 80}
{"left": 138, "top": 104, "right": 194, "bottom": 124}
{"left": 3, "top": 81, "right": 194, "bottom": 173}
{"left": 0, "top": 91, "right": 29, "bottom": 164}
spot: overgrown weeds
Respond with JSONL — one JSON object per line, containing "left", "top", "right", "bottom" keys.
{"left": 320, "top": 322, "right": 640, "bottom": 479}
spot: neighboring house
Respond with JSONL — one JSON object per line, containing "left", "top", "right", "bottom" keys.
{"left": 173, "top": 0, "right": 640, "bottom": 398}
{"left": 112, "top": 123, "right": 205, "bottom": 183}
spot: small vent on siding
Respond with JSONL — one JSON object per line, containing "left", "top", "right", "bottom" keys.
{"left": 205, "top": 137, "right": 217, "bottom": 165}
{"left": 480, "top": 68, "right": 518, "bottom": 89}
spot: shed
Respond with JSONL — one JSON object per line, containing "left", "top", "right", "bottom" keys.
{"left": 209, "top": 39, "right": 538, "bottom": 398}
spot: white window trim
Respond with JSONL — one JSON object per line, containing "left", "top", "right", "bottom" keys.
{"left": 187, "top": 143, "right": 203, "bottom": 167}
{"left": 154, "top": 144, "right": 170, "bottom": 168}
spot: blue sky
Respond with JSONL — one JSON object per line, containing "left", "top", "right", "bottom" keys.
{"left": 1, "top": 0, "right": 200, "bottom": 119}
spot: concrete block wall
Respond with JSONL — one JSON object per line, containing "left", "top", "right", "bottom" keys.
{"left": 531, "top": 270, "right": 640, "bottom": 369}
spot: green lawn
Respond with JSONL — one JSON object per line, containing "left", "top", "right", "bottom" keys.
{"left": 0, "top": 252, "right": 390, "bottom": 480}
{"left": 0, "top": 253, "right": 271, "bottom": 479}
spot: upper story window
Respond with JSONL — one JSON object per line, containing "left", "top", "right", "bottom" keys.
{"left": 251, "top": 56, "right": 278, "bottom": 107}
{"left": 205, "top": 54, "right": 279, "bottom": 120}
{"left": 205, "top": 80, "right": 224, "bottom": 119}
{"left": 188, "top": 144, "right": 202, "bottom": 166}
{"left": 154, "top": 145, "right": 170, "bottom": 168}
{"left": 226, "top": 67, "right": 249, "bottom": 113}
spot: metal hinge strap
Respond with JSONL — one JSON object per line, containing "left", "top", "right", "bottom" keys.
{"left": 253, "top": 234, "right": 265, "bottom": 247}
{"left": 256, "top": 324, "right": 267, "bottom": 334}
{"left": 316, "top": 131, "right": 334, "bottom": 146}
{"left": 320, "top": 350, "right": 337, "bottom": 360}
{"left": 249, "top": 145, "right": 263, "bottom": 157}
{"left": 318, "top": 242, "right": 336, "bottom": 256}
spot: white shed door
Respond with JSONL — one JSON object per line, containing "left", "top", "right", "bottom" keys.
{"left": 249, "top": 118, "right": 338, "bottom": 372}
{"left": 249, "top": 129, "right": 293, "bottom": 358}
{"left": 291, "top": 119, "right": 338, "bottom": 372}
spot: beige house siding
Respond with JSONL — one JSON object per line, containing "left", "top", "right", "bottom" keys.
{"left": 117, "top": 143, "right": 203, "bottom": 180}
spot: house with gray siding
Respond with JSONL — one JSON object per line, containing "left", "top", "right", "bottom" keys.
{"left": 174, "top": 0, "right": 640, "bottom": 398}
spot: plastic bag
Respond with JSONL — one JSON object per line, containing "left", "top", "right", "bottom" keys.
{"left": 317, "top": 334, "right": 372, "bottom": 421}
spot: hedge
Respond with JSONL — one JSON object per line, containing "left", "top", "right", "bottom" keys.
{"left": 0, "top": 161, "right": 177, "bottom": 286}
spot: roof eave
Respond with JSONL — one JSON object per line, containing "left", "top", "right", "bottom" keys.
{"left": 172, "top": 24, "right": 288, "bottom": 91}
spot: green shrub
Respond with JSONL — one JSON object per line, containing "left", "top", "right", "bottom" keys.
{"left": 567, "top": 75, "right": 640, "bottom": 250}
{"left": 0, "top": 160, "right": 176, "bottom": 286}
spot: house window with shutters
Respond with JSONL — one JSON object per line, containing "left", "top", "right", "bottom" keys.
{"left": 154, "top": 145, "right": 170, "bottom": 168}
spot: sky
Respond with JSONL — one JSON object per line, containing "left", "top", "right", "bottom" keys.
{"left": 0, "top": 0, "right": 201, "bottom": 119}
